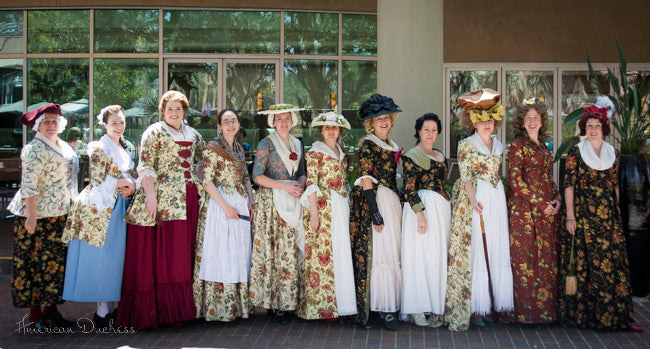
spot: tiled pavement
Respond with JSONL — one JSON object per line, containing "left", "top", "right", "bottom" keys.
{"left": 1, "top": 219, "right": 650, "bottom": 348}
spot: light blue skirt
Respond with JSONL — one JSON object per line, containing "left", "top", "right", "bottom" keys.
{"left": 63, "top": 195, "right": 129, "bottom": 302}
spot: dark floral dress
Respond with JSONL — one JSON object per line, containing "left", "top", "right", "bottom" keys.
{"left": 558, "top": 145, "right": 633, "bottom": 330}
{"left": 401, "top": 150, "right": 450, "bottom": 207}
{"left": 502, "top": 136, "right": 559, "bottom": 323}
{"left": 349, "top": 138, "right": 401, "bottom": 327}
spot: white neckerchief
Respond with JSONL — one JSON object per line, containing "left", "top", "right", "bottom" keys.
{"left": 269, "top": 131, "right": 302, "bottom": 176}
{"left": 310, "top": 141, "right": 345, "bottom": 161}
{"left": 364, "top": 133, "right": 399, "bottom": 152}
{"left": 466, "top": 132, "right": 503, "bottom": 156}
{"left": 88, "top": 135, "right": 134, "bottom": 175}
{"left": 578, "top": 138, "right": 616, "bottom": 171}
{"left": 160, "top": 121, "right": 196, "bottom": 142}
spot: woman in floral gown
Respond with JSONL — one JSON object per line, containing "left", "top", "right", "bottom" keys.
{"left": 443, "top": 88, "right": 513, "bottom": 331}
{"left": 559, "top": 97, "right": 643, "bottom": 332}
{"left": 194, "top": 109, "right": 254, "bottom": 322}
{"left": 249, "top": 104, "right": 306, "bottom": 324}
{"left": 62, "top": 105, "right": 136, "bottom": 328}
{"left": 297, "top": 111, "right": 356, "bottom": 321}
{"left": 118, "top": 90, "right": 204, "bottom": 329}
{"left": 400, "top": 113, "right": 450, "bottom": 327}
{"left": 8, "top": 103, "right": 78, "bottom": 329}
{"left": 349, "top": 93, "right": 403, "bottom": 331}
{"left": 501, "top": 98, "right": 560, "bottom": 324}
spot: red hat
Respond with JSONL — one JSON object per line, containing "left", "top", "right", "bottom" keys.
{"left": 19, "top": 103, "right": 62, "bottom": 128}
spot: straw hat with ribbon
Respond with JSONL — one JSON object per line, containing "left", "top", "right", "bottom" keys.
{"left": 259, "top": 103, "right": 305, "bottom": 128}
{"left": 310, "top": 111, "right": 351, "bottom": 129}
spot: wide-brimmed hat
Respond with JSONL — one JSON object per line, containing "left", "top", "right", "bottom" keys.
{"left": 359, "top": 93, "right": 402, "bottom": 120}
{"left": 259, "top": 103, "right": 305, "bottom": 128}
{"left": 20, "top": 103, "right": 68, "bottom": 133}
{"left": 457, "top": 88, "right": 504, "bottom": 124}
{"left": 310, "top": 111, "right": 351, "bottom": 129}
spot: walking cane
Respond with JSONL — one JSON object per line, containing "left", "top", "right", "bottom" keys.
{"left": 478, "top": 203, "right": 494, "bottom": 314}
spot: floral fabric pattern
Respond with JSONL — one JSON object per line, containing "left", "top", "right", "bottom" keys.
{"left": 8, "top": 135, "right": 77, "bottom": 218}
{"left": 444, "top": 138, "right": 503, "bottom": 331}
{"left": 349, "top": 139, "right": 400, "bottom": 327}
{"left": 62, "top": 145, "right": 136, "bottom": 248}
{"left": 193, "top": 136, "right": 252, "bottom": 321}
{"left": 401, "top": 149, "right": 450, "bottom": 210}
{"left": 12, "top": 216, "right": 68, "bottom": 307}
{"left": 501, "top": 136, "right": 559, "bottom": 323}
{"left": 252, "top": 136, "right": 306, "bottom": 185}
{"left": 558, "top": 145, "right": 633, "bottom": 330}
{"left": 297, "top": 149, "right": 348, "bottom": 320}
{"left": 125, "top": 122, "right": 204, "bottom": 226}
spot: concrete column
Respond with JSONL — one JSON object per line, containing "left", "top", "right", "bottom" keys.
{"left": 377, "top": 0, "right": 444, "bottom": 150}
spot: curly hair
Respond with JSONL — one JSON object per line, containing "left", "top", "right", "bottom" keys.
{"left": 512, "top": 99, "right": 549, "bottom": 142}
{"left": 414, "top": 113, "right": 441, "bottom": 145}
{"left": 460, "top": 110, "right": 503, "bottom": 133}
{"left": 578, "top": 111, "right": 610, "bottom": 136}
{"left": 158, "top": 90, "right": 189, "bottom": 119}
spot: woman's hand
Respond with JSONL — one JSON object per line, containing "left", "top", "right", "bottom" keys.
{"left": 248, "top": 202, "right": 254, "bottom": 221}
{"left": 471, "top": 199, "right": 483, "bottom": 215}
{"left": 373, "top": 223, "right": 384, "bottom": 233}
{"left": 544, "top": 199, "right": 561, "bottom": 215}
{"left": 117, "top": 179, "right": 136, "bottom": 197}
{"left": 566, "top": 217, "right": 577, "bottom": 235}
{"left": 223, "top": 205, "right": 239, "bottom": 220}
{"left": 25, "top": 216, "right": 37, "bottom": 235}
{"left": 146, "top": 194, "right": 158, "bottom": 220}
{"left": 416, "top": 211, "right": 427, "bottom": 235}
{"left": 284, "top": 182, "right": 304, "bottom": 197}
{"left": 310, "top": 214, "right": 319, "bottom": 232}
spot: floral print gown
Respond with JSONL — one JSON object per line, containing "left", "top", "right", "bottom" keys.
{"left": 558, "top": 145, "right": 633, "bottom": 330}
{"left": 349, "top": 136, "right": 402, "bottom": 328}
{"left": 297, "top": 141, "right": 356, "bottom": 320}
{"left": 501, "top": 136, "right": 559, "bottom": 323}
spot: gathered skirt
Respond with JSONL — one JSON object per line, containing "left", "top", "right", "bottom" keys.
{"left": 401, "top": 190, "right": 451, "bottom": 315}
{"left": 63, "top": 195, "right": 129, "bottom": 302}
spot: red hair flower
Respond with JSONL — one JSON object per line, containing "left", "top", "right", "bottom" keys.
{"left": 289, "top": 152, "right": 298, "bottom": 161}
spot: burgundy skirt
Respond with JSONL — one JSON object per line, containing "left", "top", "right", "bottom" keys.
{"left": 116, "top": 182, "right": 199, "bottom": 330}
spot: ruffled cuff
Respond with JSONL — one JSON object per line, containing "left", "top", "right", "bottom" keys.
{"left": 353, "top": 175, "right": 378, "bottom": 187}
{"left": 136, "top": 169, "right": 157, "bottom": 189}
{"left": 300, "top": 184, "right": 322, "bottom": 208}
{"left": 411, "top": 202, "right": 425, "bottom": 212}
{"left": 89, "top": 176, "right": 118, "bottom": 211}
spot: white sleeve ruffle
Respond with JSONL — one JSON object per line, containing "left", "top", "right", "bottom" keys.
{"left": 88, "top": 176, "right": 118, "bottom": 211}
{"left": 353, "top": 175, "right": 378, "bottom": 187}
{"left": 136, "top": 169, "right": 157, "bottom": 189}
{"left": 300, "top": 184, "right": 322, "bottom": 208}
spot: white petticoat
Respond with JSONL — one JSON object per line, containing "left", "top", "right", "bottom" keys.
{"left": 370, "top": 185, "right": 402, "bottom": 313}
{"left": 199, "top": 187, "right": 252, "bottom": 283}
{"left": 330, "top": 190, "right": 357, "bottom": 316}
{"left": 470, "top": 179, "right": 514, "bottom": 314}
{"left": 401, "top": 190, "right": 451, "bottom": 315}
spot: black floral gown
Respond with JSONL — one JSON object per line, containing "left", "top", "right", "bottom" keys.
{"left": 349, "top": 138, "right": 402, "bottom": 328}
{"left": 558, "top": 145, "right": 633, "bottom": 330}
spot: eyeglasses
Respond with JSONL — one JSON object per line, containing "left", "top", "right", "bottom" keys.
{"left": 221, "top": 119, "right": 239, "bottom": 126}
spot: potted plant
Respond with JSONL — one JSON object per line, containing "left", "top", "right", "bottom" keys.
{"left": 556, "top": 40, "right": 650, "bottom": 296}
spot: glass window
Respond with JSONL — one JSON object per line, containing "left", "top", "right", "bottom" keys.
{"left": 561, "top": 71, "right": 608, "bottom": 142}
{"left": 27, "top": 10, "right": 90, "bottom": 53}
{"left": 226, "top": 62, "right": 276, "bottom": 152}
{"left": 342, "top": 60, "right": 377, "bottom": 149}
{"left": 504, "top": 71, "right": 554, "bottom": 148}
{"left": 94, "top": 9, "right": 158, "bottom": 53}
{"left": 0, "top": 59, "right": 23, "bottom": 154}
{"left": 284, "top": 12, "right": 338, "bottom": 55}
{"left": 342, "top": 14, "right": 377, "bottom": 56}
{"left": 0, "top": 11, "right": 23, "bottom": 54}
{"left": 27, "top": 58, "right": 89, "bottom": 143}
{"left": 94, "top": 59, "right": 158, "bottom": 147}
{"left": 448, "top": 70, "right": 497, "bottom": 158}
{"left": 163, "top": 10, "right": 280, "bottom": 54}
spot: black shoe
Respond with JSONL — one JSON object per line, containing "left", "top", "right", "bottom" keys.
{"left": 379, "top": 312, "right": 397, "bottom": 331}
{"left": 49, "top": 313, "right": 75, "bottom": 328}
{"left": 93, "top": 313, "right": 111, "bottom": 329}
{"left": 273, "top": 310, "right": 289, "bottom": 325}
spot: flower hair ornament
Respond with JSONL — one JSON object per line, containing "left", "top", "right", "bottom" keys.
{"left": 594, "top": 95, "right": 615, "bottom": 119}
{"left": 310, "top": 111, "right": 351, "bottom": 129}
{"left": 96, "top": 107, "right": 109, "bottom": 127}
{"left": 522, "top": 97, "right": 536, "bottom": 106}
